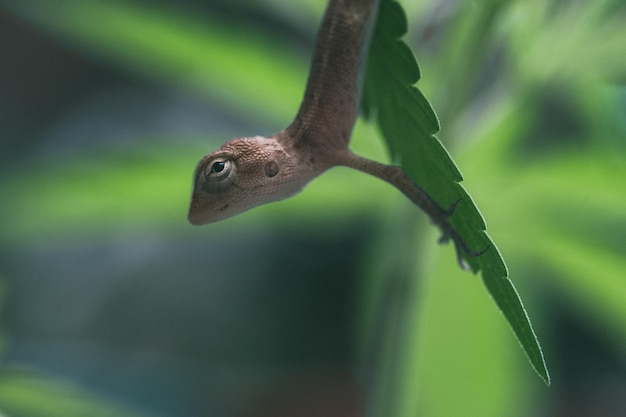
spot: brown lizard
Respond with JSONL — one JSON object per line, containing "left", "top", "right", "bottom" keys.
{"left": 188, "top": 0, "right": 483, "bottom": 267}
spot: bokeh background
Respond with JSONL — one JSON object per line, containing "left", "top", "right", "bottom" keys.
{"left": 0, "top": 0, "right": 624, "bottom": 416}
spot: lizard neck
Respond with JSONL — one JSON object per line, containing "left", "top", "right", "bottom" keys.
{"left": 285, "top": 0, "right": 379, "bottom": 151}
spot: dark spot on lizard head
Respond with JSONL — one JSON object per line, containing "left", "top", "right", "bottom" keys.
{"left": 264, "top": 161, "right": 279, "bottom": 177}
{"left": 220, "top": 203, "right": 230, "bottom": 211}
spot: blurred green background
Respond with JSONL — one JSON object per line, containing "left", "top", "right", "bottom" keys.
{"left": 0, "top": 0, "right": 624, "bottom": 416}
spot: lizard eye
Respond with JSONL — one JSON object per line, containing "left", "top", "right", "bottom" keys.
{"left": 210, "top": 161, "right": 226, "bottom": 173}
{"left": 201, "top": 157, "right": 237, "bottom": 193}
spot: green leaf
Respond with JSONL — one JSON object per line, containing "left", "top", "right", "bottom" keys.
{"left": 362, "top": 0, "right": 550, "bottom": 384}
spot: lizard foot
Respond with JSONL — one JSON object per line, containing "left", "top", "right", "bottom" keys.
{"left": 438, "top": 225, "right": 489, "bottom": 270}
{"left": 436, "top": 198, "right": 489, "bottom": 270}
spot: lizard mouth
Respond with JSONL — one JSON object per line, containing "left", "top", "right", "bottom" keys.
{"left": 187, "top": 193, "right": 212, "bottom": 225}
{"left": 187, "top": 192, "right": 239, "bottom": 225}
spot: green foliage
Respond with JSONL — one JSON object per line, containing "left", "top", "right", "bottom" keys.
{"left": 362, "top": 0, "right": 549, "bottom": 384}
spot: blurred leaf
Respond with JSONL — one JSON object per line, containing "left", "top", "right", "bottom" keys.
{"left": 1, "top": 0, "right": 307, "bottom": 124}
{"left": 0, "top": 146, "right": 194, "bottom": 244}
{"left": 508, "top": 0, "right": 626, "bottom": 84}
{"left": 362, "top": 0, "right": 549, "bottom": 384}
{"left": 410, "top": 251, "right": 529, "bottom": 417}
{"left": 0, "top": 370, "right": 151, "bottom": 417}
{"left": 464, "top": 143, "right": 626, "bottom": 353}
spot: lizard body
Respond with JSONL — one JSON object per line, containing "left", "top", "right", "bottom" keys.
{"left": 188, "top": 0, "right": 482, "bottom": 266}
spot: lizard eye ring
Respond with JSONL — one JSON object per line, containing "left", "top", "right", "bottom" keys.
{"left": 201, "top": 157, "right": 237, "bottom": 193}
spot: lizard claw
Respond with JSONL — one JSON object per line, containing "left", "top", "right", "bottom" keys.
{"left": 440, "top": 227, "right": 489, "bottom": 270}
{"left": 435, "top": 199, "right": 489, "bottom": 270}
{"left": 443, "top": 197, "right": 465, "bottom": 217}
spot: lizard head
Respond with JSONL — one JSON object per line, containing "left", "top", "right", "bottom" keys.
{"left": 188, "top": 135, "right": 312, "bottom": 225}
